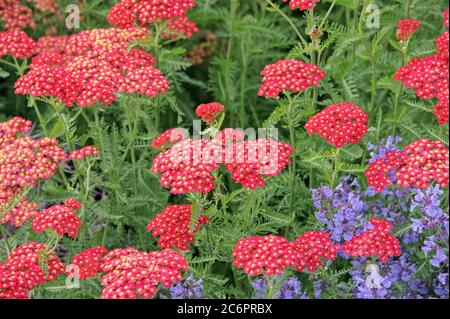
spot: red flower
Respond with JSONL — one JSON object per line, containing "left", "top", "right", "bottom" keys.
{"left": 0, "top": 1, "right": 35, "bottom": 30}
{"left": 232, "top": 235, "right": 298, "bottom": 276}
{"left": 0, "top": 189, "right": 38, "bottom": 227}
{"left": 107, "top": 0, "right": 197, "bottom": 28}
{"left": 100, "top": 248, "right": 188, "bottom": 299}
{"left": 292, "top": 231, "right": 341, "bottom": 273}
{"left": 342, "top": 218, "right": 401, "bottom": 262}
{"left": 32, "top": 198, "right": 82, "bottom": 237}
{"left": 224, "top": 139, "right": 294, "bottom": 190}
{"left": 394, "top": 31, "right": 449, "bottom": 125}
{"left": 396, "top": 18, "right": 421, "bottom": 41}
{"left": 151, "top": 128, "right": 187, "bottom": 150}
{"left": 282, "top": 0, "right": 320, "bottom": 11}
{"left": 195, "top": 102, "right": 225, "bottom": 125}
{"left": 146, "top": 204, "right": 208, "bottom": 250}
{"left": 395, "top": 138, "right": 449, "bottom": 189}
{"left": 151, "top": 139, "right": 222, "bottom": 194}
{"left": 163, "top": 16, "right": 199, "bottom": 39}
{"left": 0, "top": 30, "right": 37, "bottom": 59}
{"left": 70, "top": 146, "right": 100, "bottom": 160}
{"left": 444, "top": 9, "right": 449, "bottom": 27}
{"left": 258, "top": 59, "right": 325, "bottom": 98}
{"left": 15, "top": 28, "right": 169, "bottom": 108}
{"left": 0, "top": 242, "right": 65, "bottom": 299}
{"left": 305, "top": 102, "right": 368, "bottom": 148}
{"left": 70, "top": 247, "right": 108, "bottom": 280}
{"left": 214, "top": 128, "right": 246, "bottom": 147}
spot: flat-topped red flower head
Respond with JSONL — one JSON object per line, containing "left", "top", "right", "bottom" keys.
{"left": 258, "top": 59, "right": 325, "bottom": 98}
{"left": 70, "top": 247, "right": 108, "bottom": 280}
{"left": 396, "top": 18, "right": 421, "bottom": 41}
{"left": 305, "top": 102, "right": 368, "bottom": 148}
{"left": 282, "top": 0, "right": 320, "bottom": 11}
{"left": 195, "top": 102, "right": 225, "bottom": 125}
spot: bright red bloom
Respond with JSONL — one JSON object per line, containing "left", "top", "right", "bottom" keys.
{"left": 151, "top": 128, "right": 187, "bottom": 150}
{"left": 15, "top": 28, "right": 169, "bottom": 108}
{"left": 0, "top": 188, "right": 38, "bottom": 227}
{"left": 282, "top": 0, "right": 320, "bottom": 11}
{"left": 195, "top": 102, "right": 225, "bottom": 125}
{"left": 224, "top": 139, "right": 294, "bottom": 190}
{"left": 163, "top": 16, "right": 199, "bottom": 39}
{"left": 365, "top": 152, "right": 406, "bottom": 192}
{"left": 232, "top": 235, "right": 298, "bottom": 276}
{"left": 292, "top": 231, "right": 341, "bottom": 273}
{"left": 0, "top": 242, "right": 65, "bottom": 299}
{"left": 396, "top": 18, "right": 421, "bottom": 41}
{"left": 258, "top": 59, "right": 325, "bottom": 98}
{"left": 31, "top": 198, "right": 82, "bottom": 237}
{"left": 70, "top": 146, "right": 100, "bottom": 160}
{"left": 0, "top": 0, "right": 35, "bottom": 30}
{"left": 395, "top": 138, "right": 449, "bottom": 189}
{"left": 146, "top": 204, "right": 209, "bottom": 251}
{"left": 70, "top": 247, "right": 108, "bottom": 280}
{"left": 107, "top": 0, "right": 197, "bottom": 28}
{"left": 342, "top": 218, "right": 401, "bottom": 262}
{"left": 151, "top": 139, "right": 222, "bottom": 194}
{"left": 0, "top": 30, "right": 37, "bottom": 59}
{"left": 305, "top": 102, "right": 368, "bottom": 148}
{"left": 100, "top": 248, "right": 188, "bottom": 299}
{"left": 214, "top": 128, "right": 246, "bottom": 147}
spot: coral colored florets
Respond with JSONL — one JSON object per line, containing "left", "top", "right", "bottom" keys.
{"left": 31, "top": 199, "right": 82, "bottom": 237}
{"left": 70, "top": 247, "right": 108, "bottom": 280}
{"left": 232, "top": 235, "right": 298, "bottom": 276}
{"left": 342, "top": 218, "right": 401, "bottom": 262}
{"left": 151, "top": 139, "right": 222, "bottom": 194}
{"left": 195, "top": 102, "right": 225, "bottom": 125}
{"left": 0, "top": 30, "right": 37, "bottom": 59}
{"left": 14, "top": 28, "right": 169, "bottom": 108}
{"left": 151, "top": 128, "right": 187, "bottom": 150}
{"left": 0, "top": 0, "right": 35, "bottom": 30}
{"left": 224, "top": 139, "right": 294, "bottom": 190}
{"left": 163, "top": 16, "right": 199, "bottom": 39}
{"left": 396, "top": 18, "right": 421, "bottom": 41}
{"left": 258, "top": 59, "right": 325, "bottom": 98}
{"left": 107, "top": 0, "right": 197, "bottom": 28}
{"left": 100, "top": 248, "right": 188, "bottom": 299}
{"left": 292, "top": 231, "right": 341, "bottom": 272}
{"left": 0, "top": 242, "right": 65, "bottom": 299}
{"left": 305, "top": 102, "right": 369, "bottom": 148}
{"left": 282, "top": 0, "right": 320, "bottom": 11}
{"left": 146, "top": 204, "right": 209, "bottom": 250}
{"left": 70, "top": 146, "right": 100, "bottom": 160}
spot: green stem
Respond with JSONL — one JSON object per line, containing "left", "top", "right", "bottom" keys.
{"left": 266, "top": 0, "right": 308, "bottom": 47}
{"left": 331, "top": 148, "right": 341, "bottom": 187}
{"left": 318, "top": 0, "right": 337, "bottom": 30}
{"left": 285, "top": 94, "right": 297, "bottom": 231}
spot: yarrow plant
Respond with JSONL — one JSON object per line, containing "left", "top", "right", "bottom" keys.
{"left": 0, "top": 0, "right": 448, "bottom": 301}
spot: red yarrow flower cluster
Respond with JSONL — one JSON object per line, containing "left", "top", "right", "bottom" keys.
{"left": 31, "top": 198, "right": 82, "bottom": 237}
{"left": 195, "top": 102, "right": 225, "bottom": 125}
{"left": 70, "top": 247, "right": 108, "bottom": 280}
{"left": 214, "top": 128, "right": 246, "bottom": 147}
{"left": 151, "top": 139, "right": 222, "bottom": 194}
{"left": 258, "top": 59, "right": 325, "bottom": 98}
{"left": 444, "top": 9, "right": 449, "bottom": 27}
{"left": 15, "top": 28, "right": 169, "bottom": 108}
{"left": 282, "top": 0, "right": 320, "bottom": 11}
{"left": 396, "top": 18, "right": 421, "bottom": 41}
{"left": 107, "top": 0, "right": 197, "bottom": 30}
{"left": 70, "top": 146, "right": 100, "bottom": 161}
{"left": 163, "top": 16, "right": 199, "bottom": 39}
{"left": 232, "top": 235, "right": 299, "bottom": 276}
{"left": 224, "top": 139, "right": 294, "bottom": 190}
{"left": 0, "top": 0, "right": 35, "bottom": 30}
{"left": 292, "top": 231, "right": 341, "bottom": 272}
{"left": 342, "top": 218, "right": 401, "bottom": 262}
{"left": 151, "top": 128, "right": 187, "bottom": 150}
{"left": 146, "top": 204, "right": 209, "bottom": 250}
{"left": 0, "top": 242, "right": 65, "bottom": 299}
{"left": 0, "top": 30, "right": 37, "bottom": 59}
{"left": 366, "top": 139, "right": 449, "bottom": 192}
{"left": 305, "top": 102, "right": 368, "bottom": 148}
{"left": 394, "top": 30, "right": 449, "bottom": 125}
{"left": 100, "top": 248, "right": 188, "bottom": 299}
